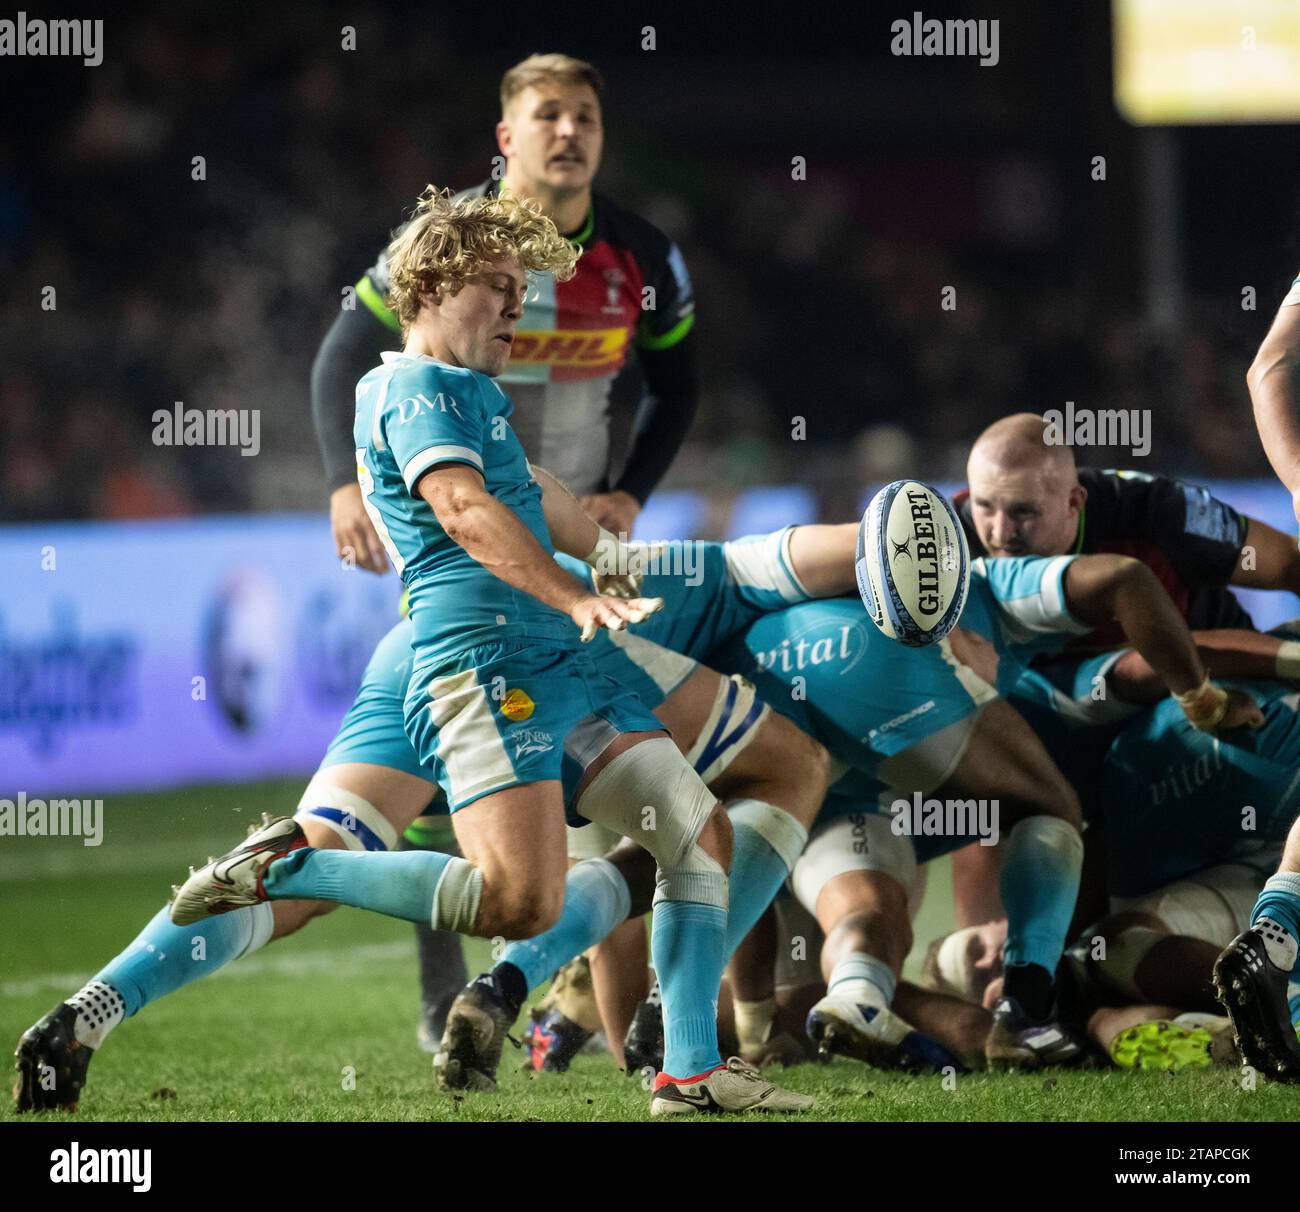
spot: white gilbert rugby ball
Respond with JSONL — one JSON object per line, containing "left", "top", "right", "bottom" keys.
{"left": 856, "top": 480, "right": 970, "bottom": 647}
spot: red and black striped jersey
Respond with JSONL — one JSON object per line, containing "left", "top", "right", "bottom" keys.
{"left": 357, "top": 180, "right": 694, "bottom": 495}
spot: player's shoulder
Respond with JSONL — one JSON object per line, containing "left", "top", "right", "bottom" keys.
{"left": 375, "top": 354, "right": 492, "bottom": 415}
{"left": 1083, "top": 465, "right": 1186, "bottom": 502}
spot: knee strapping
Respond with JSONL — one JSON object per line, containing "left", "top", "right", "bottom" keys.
{"left": 583, "top": 856, "right": 633, "bottom": 925}
{"left": 294, "top": 776, "right": 399, "bottom": 852}
{"left": 655, "top": 844, "right": 728, "bottom": 911}
{"left": 728, "top": 798, "right": 808, "bottom": 872}
{"left": 431, "top": 859, "right": 484, "bottom": 934}
{"left": 575, "top": 736, "right": 716, "bottom": 868}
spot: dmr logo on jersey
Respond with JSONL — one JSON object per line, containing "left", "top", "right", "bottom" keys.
{"left": 50, "top": 1142, "right": 151, "bottom": 1192}
{"left": 396, "top": 392, "right": 463, "bottom": 424}
{"left": 508, "top": 328, "right": 629, "bottom": 369}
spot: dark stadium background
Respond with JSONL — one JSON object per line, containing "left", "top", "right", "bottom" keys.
{"left": 3, "top": 0, "right": 1298, "bottom": 525}
{"left": 4, "top": 0, "right": 1300, "bottom": 795}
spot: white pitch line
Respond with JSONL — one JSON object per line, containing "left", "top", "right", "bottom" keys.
{"left": 0, "top": 940, "right": 415, "bottom": 1000}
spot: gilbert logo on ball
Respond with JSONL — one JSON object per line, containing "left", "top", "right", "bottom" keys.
{"left": 500, "top": 688, "right": 536, "bottom": 721}
{"left": 856, "top": 480, "right": 969, "bottom": 647}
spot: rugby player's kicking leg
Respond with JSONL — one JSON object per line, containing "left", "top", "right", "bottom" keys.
{"left": 934, "top": 698, "right": 1086, "bottom": 1069}
{"left": 13, "top": 762, "right": 436, "bottom": 1112}
{"left": 442, "top": 719, "right": 816, "bottom": 1110}
{"left": 574, "top": 731, "right": 809, "bottom": 1114}
{"left": 1215, "top": 824, "right": 1300, "bottom": 1080}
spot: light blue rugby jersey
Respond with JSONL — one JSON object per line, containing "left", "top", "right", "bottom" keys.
{"left": 709, "top": 596, "right": 985, "bottom": 802}
{"left": 959, "top": 554, "right": 1092, "bottom": 660}
{"left": 355, "top": 352, "right": 579, "bottom": 667}
{"left": 1100, "top": 678, "right": 1300, "bottom": 896}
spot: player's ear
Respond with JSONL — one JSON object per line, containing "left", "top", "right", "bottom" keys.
{"left": 1069, "top": 482, "right": 1087, "bottom": 512}
{"left": 495, "top": 118, "right": 512, "bottom": 158}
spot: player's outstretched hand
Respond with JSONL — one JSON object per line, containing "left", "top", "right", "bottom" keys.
{"left": 1217, "top": 688, "right": 1264, "bottom": 732}
{"left": 570, "top": 594, "right": 663, "bottom": 643}
{"left": 331, "top": 483, "right": 389, "bottom": 574}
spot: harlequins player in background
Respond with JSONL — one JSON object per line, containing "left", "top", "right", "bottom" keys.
{"left": 310, "top": 53, "right": 699, "bottom": 1053}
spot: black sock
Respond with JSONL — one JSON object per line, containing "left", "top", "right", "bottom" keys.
{"left": 414, "top": 921, "right": 469, "bottom": 1038}
{"left": 1003, "top": 962, "right": 1055, "bottom": 1021}
{"left": 488, "top": 962, "right": 528, "bottom": 1016}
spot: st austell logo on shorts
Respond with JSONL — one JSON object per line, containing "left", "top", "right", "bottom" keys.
{"left": 512, "top": 727, "right": 554, "bottom": 758}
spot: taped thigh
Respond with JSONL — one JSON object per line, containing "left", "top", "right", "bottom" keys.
{"left": 685, "top": 673, "right": 771, "bottom": 785}
{"left": 565, "top": 820, "right": 624, "bottom": 861}
{"left": 877, "top": 707, "right": 984, "bottom": 797}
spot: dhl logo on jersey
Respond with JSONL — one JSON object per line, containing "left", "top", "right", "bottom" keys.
{"left": 508, "top": 328, "right": 629, "bottom": 367}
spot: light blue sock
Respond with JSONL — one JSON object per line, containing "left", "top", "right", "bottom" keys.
{"left": 1289, "top": 972, "right": 1300, "bottom": 1030}
{"left": 723, "top": 802, "right": 808, "bottom": 958}
{"left": 500, "top": 859, "right": 631, "bottom": 991}
{"left": 263, "top": 847, "right": 455, "bottom": 923}
{"left": 67, "top": 903, "right": 274, "bottom": 1047}
{"left": 1000, "top": 815, "right": 1083, "bottom": 971}
{"left": 1253, "top": 873, "right": 1300, "bottom": 946}
{"left": 654, "top": 900, "right": 727, "bottom": 1078}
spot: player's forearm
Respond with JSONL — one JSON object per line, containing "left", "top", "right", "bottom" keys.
{"left": 312, "top": 306, "right": 391, "bottom": 491}
{"left": 532, "top": 464, "right": 600, "bottom": 559}
{"left": 1108, "top": 565, "right": 1206, "bottom": 697}
{"left": 426, "top": 481, "right": 586, "bottom": 615}
{"left": 612, "top": 334, "right": 699, "bottom": 504}
{"left": 1068, "top": 557, "right": 1205, "bottom": 696}
{"left": 1110, "top": 629, "right": 1289, "bottom": 704}
{"left": 786, "top": 523, "right": 859, "bottom": 597}
{"left": 1248, "top": 307, "right": 1300, "bottom": 498}
{"left": 1233, "top": 517, "right": 1300, "bottom": 593}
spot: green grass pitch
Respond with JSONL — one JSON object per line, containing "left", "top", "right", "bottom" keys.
{"left": 2, "top": 780, "right": 1294, "bottom": 1122}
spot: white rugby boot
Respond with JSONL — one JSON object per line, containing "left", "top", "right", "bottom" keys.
{"left": 170, "top": 815, "right": 308, "bottom": 925}
{"left": 649, "top": 1056, "right": 814, "bottom": 1115}
{"left": 806, "top": 991, "right": 962, "bottom": 1073}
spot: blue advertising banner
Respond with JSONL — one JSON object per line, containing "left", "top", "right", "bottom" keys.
{"left": 4, "top": 480, "right": 1299, "bottom": 794}
{"left": 2, "top": 515, "right": 401, "bottom": 795}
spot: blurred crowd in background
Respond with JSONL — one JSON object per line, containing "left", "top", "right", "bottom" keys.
{"left": 2, "top": 2, "right": 1297, "bottom": 529}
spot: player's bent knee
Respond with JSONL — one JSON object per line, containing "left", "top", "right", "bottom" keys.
{"left": 473, "top": 870, "right": 563, "bottom": 940}
{"left": 269, "top": 898, "right": 339, "bottom": 940}
{"left": 695, "top": 802, "right": 733, "bottom": 868}
{"left": 575, "top": 735, "right": 718, "bottom": 869}
{"left": 1091, "top": 918, "right": 1167, "bottom": 1000}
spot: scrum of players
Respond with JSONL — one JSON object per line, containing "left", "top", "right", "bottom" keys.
{"left": 15, "top": 52, "right": 1300, "bottom": 1115}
